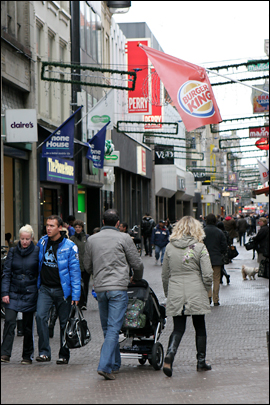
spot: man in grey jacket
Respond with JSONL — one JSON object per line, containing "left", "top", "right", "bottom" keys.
{"left": 83, "top": 209, "right": 144, "bottom": 380}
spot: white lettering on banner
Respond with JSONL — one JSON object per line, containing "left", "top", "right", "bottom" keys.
{"left": 155, "top": 150, "right": 174, "bottom": 159}
{"left": 144, "top": 115, "right": 162, "bottom": 123}
{"left": 46, "top": 135, "right": 70, "bottom": 148}
{"left": 48, "top": 158, "right": 74, "bottom": 176}
{"left": 249, "top": 127, "right": 269, "bottom": 138}
{"left": 129, "top": 97, "right": 148, "bottom": 110}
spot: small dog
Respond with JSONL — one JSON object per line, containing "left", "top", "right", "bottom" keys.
{"left": 241, "top": 265, "right": 259, "bottom": 280}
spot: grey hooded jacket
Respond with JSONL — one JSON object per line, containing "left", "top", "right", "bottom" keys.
{"left": 162, "top": 236, "right": 213, "bottom": 316}
{"left": 83, "top": 226, "right": 144, "bottom": 292}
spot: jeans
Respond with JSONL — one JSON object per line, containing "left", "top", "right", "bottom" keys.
{"left": 155, "top": 245, "right": 166, "bottom": 264}
{"left": 96, "top": 290, "right": 128, "bottom": 373}
{"left": 35, "top": 285, "right": 71, "bottom": 360}
{"left": 1, "top": 308, "right": 35, "bottom": 359}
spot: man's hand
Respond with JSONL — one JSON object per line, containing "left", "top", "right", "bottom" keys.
{"left": 2, "top": 296, "right": 9, "bottom": 304}
{"left": 71, "top": 300, "right": 79, "bottom": 306}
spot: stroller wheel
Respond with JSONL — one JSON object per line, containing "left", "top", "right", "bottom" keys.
{"left": 151, "top": 342, "right": 164, "bottom": 370}
{"left": 138, "top": 357, "right": 147, "bottom": 365}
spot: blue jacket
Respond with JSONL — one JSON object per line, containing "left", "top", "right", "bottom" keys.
{"left": 37, "top": 235, "right": 81, "bottom": 301}
{"left": 151, "top": 225, "right": 170, "bottom": 248}
{"left": 1, "top": 242, "right": 39, "bottom": 312}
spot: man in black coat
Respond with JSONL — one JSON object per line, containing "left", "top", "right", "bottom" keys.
{"left": 204, "top": 214, "right": 227, "bottom": 306}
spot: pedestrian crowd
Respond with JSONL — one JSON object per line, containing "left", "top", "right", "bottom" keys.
{"left": 1, "top": 209, "right": 269, "bottom": 381}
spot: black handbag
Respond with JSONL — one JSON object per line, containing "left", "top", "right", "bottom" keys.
{"left": 244, "top": 238, "right": 255, "bottom": 251}
{"left": 228, "top": 245, "right": 239, "bottom": 259}
{"left": 63, "top": 304, "right": 91, "bottom": 349}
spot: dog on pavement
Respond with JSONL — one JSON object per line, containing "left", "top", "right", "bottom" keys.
{"left": 241, "top": 265, "right": 259, "bottom": 280}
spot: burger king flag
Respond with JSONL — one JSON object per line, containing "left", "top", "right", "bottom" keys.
{"left": 138, "top": 44, "right": 222, "bottom": 132}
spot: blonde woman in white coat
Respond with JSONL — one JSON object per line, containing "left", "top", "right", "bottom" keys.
{"left": 162, "top": 216, "right": 213, "bottom": 377}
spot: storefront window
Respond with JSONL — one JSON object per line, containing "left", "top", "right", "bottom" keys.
{"left": 14, "top": 159, "right": 23, "bottom": 239}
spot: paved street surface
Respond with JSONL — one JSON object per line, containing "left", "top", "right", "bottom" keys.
{"left": 1, "top": 239, "right": 269, "bottom": 404}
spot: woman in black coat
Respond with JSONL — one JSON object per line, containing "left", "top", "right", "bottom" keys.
{"left": 253, "top": 218, "right": 269, "bottom": 264}
{"left": 1, "top": 225, "right": 39, "bottom": 364}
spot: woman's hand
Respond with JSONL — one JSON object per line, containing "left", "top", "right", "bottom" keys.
{"left": 2, "top": 296, "right": 9, "bottom": 304}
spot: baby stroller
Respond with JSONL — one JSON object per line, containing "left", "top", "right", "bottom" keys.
{"left": 120, "top": 279, "right": 166, "bottom": 370}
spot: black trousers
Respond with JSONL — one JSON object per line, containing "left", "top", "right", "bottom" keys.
{"left": 1, "top": 308, "right": 34, "bottom": 359}
{"left": 173, "top": 314, "right": 206, "bottom": 337}
{"left": 143, "top": 235, "right": 152, "bottom": 255}
{"left": 82, "top": 271, "right": 91, "bottom": 307}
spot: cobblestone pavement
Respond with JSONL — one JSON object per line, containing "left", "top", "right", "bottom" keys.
{"left": 1, "top": 239, "right": 269, "bottom": 404}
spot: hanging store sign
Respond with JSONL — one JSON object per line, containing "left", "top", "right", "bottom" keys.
{"left": 104, "top": 151, "right": 120, "bottom": 167}
{"left": 144, "top": 68, "right": 162, "bottom": 129}
{"left": 127, "top": 40, "right": 151, "bottom": 114}
{"left": 40, "top": 157, "right": 74, "bottom": 184}
{"left": 6, "top": 109, "right": 37, "bottom": 142}
{"left": 249, "top": 126, "right": 269, "bottom": 138}
{"left": 193, "top": 169, "right": 206, "bottom": 182}
{"left": 137, "top": 146, "right": 146, "bottom": 176}
{"left": 252, "top": 84, "right": 269, "bottom": 113}
{"left": 154, "top": 145, "right": 174, "bottom": 165}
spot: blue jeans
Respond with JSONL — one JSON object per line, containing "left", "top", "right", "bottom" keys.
{"left": 96, "top": 290, "right": 128, "bottom": 373}
{"left": 35, "top": 285, "right": 71, "bottom": 360}
{"left": 155, "top": 246, "right": 166, "bottom": 264}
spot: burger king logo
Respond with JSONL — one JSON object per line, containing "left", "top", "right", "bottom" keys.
{"left": 177, "top": 81, "right": 215, "bottom": 118}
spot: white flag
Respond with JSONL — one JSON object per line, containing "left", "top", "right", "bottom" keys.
{"left": 257, "top": 159, "right": 269, "bottom": 183}
{"left": 88, "top": 89, "right": 114, "bottom": 130}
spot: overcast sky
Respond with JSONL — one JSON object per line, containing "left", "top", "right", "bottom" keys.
{"left": 114, "top": 1, "right": 269, "bottom": 65}
{"left": 114, "top": 1, "right": 269, "bottom": 162}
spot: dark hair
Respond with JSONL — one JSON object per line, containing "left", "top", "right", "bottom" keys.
{"left": 93, "top": 227, "right": 100, "bottom": 234}
{"left": 205, "top": 213, "right": 216, "bottom": 225}
{"left": 73, "top": 220, "right": 84, "bottom": 228}
{"left": 240, "top": 214, "right": 244, "bottom": 218}
{"left": 5, "top": 233, "right": 12, "bottom": 243}
{"left": 217, "top": 221, "right": 225, "bottom": 231}
{"left": 121, "top": 222, "right": 128, "bottom": 232}
{"left": 67, "top": 215, "right": 75, "bottom": 222}
{"left": 103, "top": 209, "right": 120, "bottom": 226}
{"left": 47, "top": 215, "right": 63, "bottom": 227}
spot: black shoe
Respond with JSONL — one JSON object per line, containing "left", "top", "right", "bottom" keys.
{"left": 196, "top": 336, "right": 212, "bottom": 372}
{"left": 21, "top": 358, "right": 32, "bottom": 365}
{"left": 209, "top": 297, "right": 212, "bottom": 305}
{"left": 214, "top": 302, "right": 220, "bottom": 306}
{"left": 1, "top": 355, "right": 10, "bottom": 363}
{"left": 226, "top": 275, "right": 230, "bottom": 285}
{"left": 56, "top": 358, "right": 68, "bottom": 365}
{"left": 36, "top": 355, "right": 51, "bottom": 362}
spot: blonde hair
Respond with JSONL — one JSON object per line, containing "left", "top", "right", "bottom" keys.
{"left": 170, "top": 216, "right": 205, "bottom": 243}
{"left": 19, "top": 224, "right": 34, "bottom": 239}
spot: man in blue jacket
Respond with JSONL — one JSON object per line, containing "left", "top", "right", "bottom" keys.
{"left": 151, "top": 220, "right": 170, "bottom": 265}
{"left": 35, "top": 215, "right": 81, "bottom": 365}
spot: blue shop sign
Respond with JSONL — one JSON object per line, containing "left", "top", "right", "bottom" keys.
{"left": 40, "top": 157, "right": 74, "bottom": 184}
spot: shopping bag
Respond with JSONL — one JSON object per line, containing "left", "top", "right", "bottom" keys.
{"left": 228, "top": 245, "right": 239, "bottom": 259}
{"left": 244, "top": 238, "right": 256, "bottom": 251}
{"left": 63, "top": 304, "right": 91, "bottom": 349}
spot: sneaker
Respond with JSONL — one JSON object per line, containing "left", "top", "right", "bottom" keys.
{"left": 1, "top": 355, "right": 10, "bottom": 363}
{"left": 21, "top": 358, "right": 32, "bottom": 365}
{"left": 56, "top": 358, "right": 68, "bottom": 365}
{"left": 97, "top": 370, "right": 115, "bottom": 380}
{"left": 36, "top": 355, "right": 51, "bottom": 362}
{"left": 155, "top": 260, "right": 158, "bottom": 265}
{"left": 112, "top": 369, "right": 119, "bottom": 374}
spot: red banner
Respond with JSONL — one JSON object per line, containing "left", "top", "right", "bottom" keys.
{"left": 127, "top": 40, "right": 150, "bottom": 114}
{"left": 249, "top": 126, "right": 269, "bottom": 138}
{"left": 138, "top": 44, "right": 222, "bottom": 132}
{"left": 144, "top": 68, "right": 162, "bottom": 129}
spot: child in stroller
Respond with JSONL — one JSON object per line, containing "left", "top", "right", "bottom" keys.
{"left": 120, "top": 279, "right": 166, "bottom": 370}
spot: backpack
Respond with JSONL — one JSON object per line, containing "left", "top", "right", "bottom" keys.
{"left": 141, "top": 218, "right": 153, "bottom": 235}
